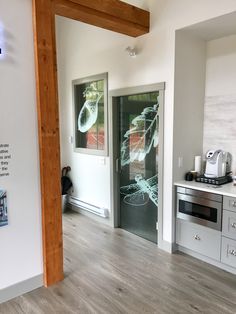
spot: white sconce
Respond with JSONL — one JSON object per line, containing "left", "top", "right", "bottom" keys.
{"left": 125, "top": 46, "right": 137, "bottom": 58}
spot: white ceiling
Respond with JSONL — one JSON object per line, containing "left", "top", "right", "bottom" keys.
{"left": 177, "top": 11, "right": 236, "bottom": 41}
{"left": 120, "top": 0, "right": 150, "bottom": 10}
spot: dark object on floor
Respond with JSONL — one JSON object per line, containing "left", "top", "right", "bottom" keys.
{"left": 61, "top": 166, "right": 72, "bottom": 195}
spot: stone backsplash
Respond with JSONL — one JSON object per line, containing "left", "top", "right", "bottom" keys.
{"left": 203, "top": 94, "right": 236, "bottom": 174}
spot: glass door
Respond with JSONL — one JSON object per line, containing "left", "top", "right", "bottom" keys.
{"left": 117, "top": 91, "right": 160, "bottom": 243}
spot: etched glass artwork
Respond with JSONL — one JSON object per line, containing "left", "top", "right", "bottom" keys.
{"left": 120, "top": 174, "right": 158, "bottom": 206}
{"left": 78, "top": 83, "right": 103, "bottom": 133}
{"left": 121, "top": 101, "right": 159, "bottom": 167}
{"left": 0, "top": 190, "right": 8, "bottom": 227}
{"left": 118, "top": 90, "right": 160, "bottom": 243}
{"left": 73, "top": 73, "right": 107, "bottom": 152}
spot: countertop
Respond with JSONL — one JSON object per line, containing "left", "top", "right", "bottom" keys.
{"left": 174, "top": 180, "right": 236, "bottom": 198}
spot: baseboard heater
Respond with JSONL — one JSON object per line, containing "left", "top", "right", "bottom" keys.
{"left": 68, "top": 196, "right": 109, "bottom": 218}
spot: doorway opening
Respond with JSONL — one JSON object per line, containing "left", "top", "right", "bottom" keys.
{"left": 32, "top": 0, "right": 150, "bottom": 286}
{"left": 110, "top": 84, "right": 164, "bottom": 244}
{"left": 55, "top": 17, "right": 116, "bottom": 280}
{"left": 56, "top": 17, "right": 164, "bottom": 285}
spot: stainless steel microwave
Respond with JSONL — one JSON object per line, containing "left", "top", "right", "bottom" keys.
{"left": 176, "top": 187, "right": 223, "bottom": 231}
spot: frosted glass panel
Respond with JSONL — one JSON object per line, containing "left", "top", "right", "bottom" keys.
{"left": 118, "top": 92, "right": 159, "bottom": 243}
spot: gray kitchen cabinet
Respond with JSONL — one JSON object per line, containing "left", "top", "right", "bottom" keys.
{"left": 176, "top": 219, "right": 221, "bottom": 261}
{"left": 223, "top": 196, "right": 236, "bottom": 213}
{"left": 221, "top": 236, "right": 236, "bottom": 268}
{"left": 222, "top": 210, "right": 236, "bottom": 241}
{"left": 175, "top": 183, "right": 236, "bottom": 273}
{"left": 221, "top": 196, "right": 236, "bottom": 268}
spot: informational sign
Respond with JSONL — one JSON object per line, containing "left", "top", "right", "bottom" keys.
{"left": 0, "top": 22, "right": 5, "bottom": 61}
{"left": 0, "top": 189, "right": 7, "bottom": 227}
{"left": 0, "top": 144, "right": 11, "bottom": 177}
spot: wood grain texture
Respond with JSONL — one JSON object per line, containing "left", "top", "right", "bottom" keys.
{"left": 2, "top": 212, "right": 236, "bottom": 313}
{"left": 32, "top": 0, "right": 64, "bottom": 287}
{"left": 54, "top": 0, "right": 149, "bottom": 37}
{"left": 67, "top": 0, "right": 149, "bottom": 27}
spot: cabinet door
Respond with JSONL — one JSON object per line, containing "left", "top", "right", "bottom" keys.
{"left": 222, "top": 210, "right": 236, "bottom": 241}
{"left": 176, "top": 219, "right": 221, "bottom": 261}
{"left": 223, "top": 196, "right": 236, "bottom": 213}
{"left": 221, "top": 237, "right": 236, "bottom": 268}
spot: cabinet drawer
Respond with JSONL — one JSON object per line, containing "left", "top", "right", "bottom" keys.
{"left": 223, "top": 196, "right": 236, "bottom": 212}
{"left": 221, "top": 237, "right": 236, "bottom": 268}
{"left": 176, "top": 219, "right": 221, "bottom": 261}
{"left": 222, "top": 210, "right": 236, "bottom": 240}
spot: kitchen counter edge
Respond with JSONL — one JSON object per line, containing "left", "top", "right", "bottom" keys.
{"left": 174, "top": 180, "right": 236, "bottom": 198}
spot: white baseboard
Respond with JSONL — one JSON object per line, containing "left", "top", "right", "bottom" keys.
{"left": 177, "top": 245, "right": 236, "bottom": 275}
{"left": 158, "top": 239, "right": 177, "bottom": 253}
{"left": 0, "top": 274, "right": 43, "bottom": 304}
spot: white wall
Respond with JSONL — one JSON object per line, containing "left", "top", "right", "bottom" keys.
{"left": 173, "top": 30, "right": 206, "bottom": 182}
{"left": 1, "top": 0, "right": 236, "bottom": 296}
{"left": 203, "top": 34, "right": 236, "bottom": 172}
{"left": 56, "top": 1, "right": 236, "bottom": 243}
{"left": 0, "top": 0, "right": 42, "bottom": 290}
{"left": 205, "top": 34, "right": 236, "bottom": 97}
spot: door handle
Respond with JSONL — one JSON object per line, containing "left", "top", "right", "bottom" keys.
{"left": 116, "top": 158, "right": 121, "bottom": 173}
{"left": 231, "top": 222, "right": 236, "bottom": 229}
{"left": 228, "top": 249, "right": 236, "bottom": 256}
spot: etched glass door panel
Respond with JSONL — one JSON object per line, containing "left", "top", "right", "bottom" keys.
{"left": 119, "top": 92, "right": 159, "bottom": 243}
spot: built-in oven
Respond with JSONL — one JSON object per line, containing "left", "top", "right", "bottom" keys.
{"left": 177, "top": 187, "right": 223, "bottom": 231}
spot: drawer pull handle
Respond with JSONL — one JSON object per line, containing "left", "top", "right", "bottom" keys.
{"left": 231, "top": 222, "right": 236, "bottom": 229}
{"left": 228, "top": 249, "right": 236, "bottom": 256}
{"left": 194, "top": 235, "right": 201, "bottom": 241}
{"left": 232, "top": 201, "right": 236, "bottom": 207}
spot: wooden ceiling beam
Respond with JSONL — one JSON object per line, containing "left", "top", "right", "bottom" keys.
{"left": 64, "top": 0, "right": 149, "bottom": 26}
{"left": 54, "top": 0, "right": 150, "bottom": 37}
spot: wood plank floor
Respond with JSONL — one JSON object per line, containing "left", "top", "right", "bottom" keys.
{"left": 1, "top": 211, "right": 236, "bottom": 314}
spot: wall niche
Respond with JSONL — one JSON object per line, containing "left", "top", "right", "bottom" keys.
{"left": 173, "top": 12, "right": 236, "bottom": 181}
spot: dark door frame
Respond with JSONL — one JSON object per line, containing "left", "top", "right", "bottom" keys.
{"left": 32, "top": 0, "right": 150, "bottom": 287}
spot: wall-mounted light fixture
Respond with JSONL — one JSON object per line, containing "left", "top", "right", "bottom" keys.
{"left": 125, "top": 46, "right": 137, "bottom": 58}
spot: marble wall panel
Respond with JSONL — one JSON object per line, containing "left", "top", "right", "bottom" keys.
{"left": 203, "top": 94, "right": 236, "bottom": 174}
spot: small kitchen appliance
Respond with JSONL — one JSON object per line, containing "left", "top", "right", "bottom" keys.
{"left": 176, "top": 187, "right": 222, "bottom": 231}
{"left": 204, "top": 149, "right": 230, "bottom": 178}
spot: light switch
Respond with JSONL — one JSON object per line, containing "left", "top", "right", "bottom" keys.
{"left": 178, "top": 156, "right": 183, "bottom": 168}
{"left": 69, "top": 136, "right": 73, "bottom": 144}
